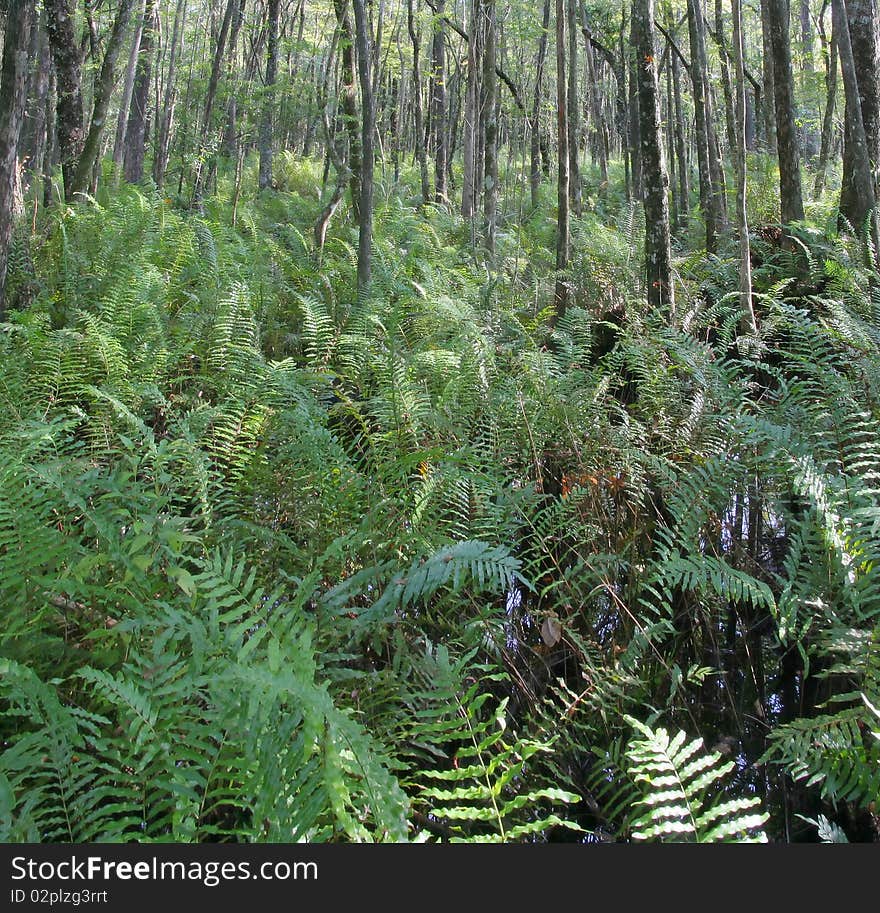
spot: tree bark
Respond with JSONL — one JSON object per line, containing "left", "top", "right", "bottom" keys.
{"left": 192, "top": 0, "right": 236, "bottom": 200}
{"left": 352, "top": 0, "right": 375, "bottom": 296}
{"left": 113, "top": 0, "right": 146, "bottom": 177}
{"left": 258, "top": 0, "right": 282, "bottom": 190}
{"left": 530, "top": 0, "right": 551, "bottom": 209}
{"left": 759, "top": 0, "right": 777, "bottom": 150}
{"left": 671, "top": 42, "right": 690, "bottom": 230}
{"left": 153, "top": 0, "right": 187, "bottom": 189}
{"left": 732, "top": 0, "right": 757, "bottom": 333}
{"left": 840, "top": 0, "right": 879, "bottom": 225}
{"left": 555, "top": 0, "right": 570, "bottom": 320}
{"left": 482, "top": 0, "right": 497, "bottom": 252}
{"left": 407, "top": 0, "right": 431, "bottom": 206}
{"left": 430, "top": 0, "right": 448, "bottom": 204}
{"left": 632, "top": 0, "right": 674, "bottom": 312}
{"left": 44, "top": 0, "right": 84, "bottom": 202}
{"left": 767, "top": 0, "right": 805, "bottom": 223}
{"left": 813, "top": 21, "right": 837, "bottom": 198}
{"left": 686, "top": 0, "right": 717, "bottom": 250}
{"left": 566, "top": 0, "right": 581, "bottom": 215}
{"left": 714, "top": 0, "right": 737, "bottom": 157}
{"left": 834, "top": 0, "right": 880, "bottom": 256}
{"left": 123, "top": 0, "right": 158, "bottom": 184}
{"left": 335, "top": 0, "right": 362, "bottom": 221}
{"left": 70, "top": 0, "right": 136, "bottom": 198}
{"left": 627, "top": 13, "right": 642, "bottom": 199}
{"left": 0, "top": 0, "right": 34, "bottom": 316}
{"left": 461, "top": 0, "right": 480, "bottom": 219}
{"left": 21, "top": 8, "right": 51, "bottom": 197}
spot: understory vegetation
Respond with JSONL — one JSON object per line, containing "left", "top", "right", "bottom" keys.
{"left": 1, "top": 150, "right": 878, "bottom": 843}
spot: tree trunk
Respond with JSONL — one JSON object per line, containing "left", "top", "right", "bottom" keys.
{"left": 124, "top": 0, "right": 158, "bottom": 184}
{"left": 70, "top": 0, "right": 136, "bottom": 198}
{"left": 632, "top": 0, "right": 673, "bottom": 312}
{"left": 352, "top": 0, "right": 375, "bottom": 296}
{"left": 407, "top": 0, "right": 431, "bottom": 206}
{"left": 671, "top": 45, "right": 690, "bottom": 230}
{"left": 258, "top": 0, "right": 281, "bottom": 190}
{"left": 582, "top": 10, "right": 608, "bottom": 187}
{"left": 192, "top": 0, "right": 236, "bottom": 200}
{"left": 43, "top": 64, "right": 58, "bottom": 208}
{"left": 153, "top": 0, "right": 186, "bottom": 190}
{"left": 461, "top": 0, "right": 481, "bottom": 219}
{"left": 555, "top": 0, "right": 570, "bottom": 320}
{"left": 686, "top": 0, "right": 717, "bottom": 251}
{"left": 335, "top": 0, "right": 362, "bottom": 222}
{"left": 530, "top": 0, "right": 551, "bottom": 209}
{"left": 21, "top": 8, "right": 51, "bottom": 197}
{"left": 714, "top": 0, "right": 737, "bottom": 157}
{"left": 0, "top": 0, "right": 33, "bottom": 316}
{"left": 220, "top": 0, "right": 246, "bottom": 159}
{"left": 767, "top": 0, "right": 806, "bottom": 223}
{"left": 840, "top": 0, "right": 879, "bottom": 225}
{"left": 834, "top": 0, "right": 880, "bottom": 256}
{"left": 44, "top": 0, "right": 84, "bottom": 202}
{"left": 627, "top": 13, "right": 642, "bottom": 199}
{"left": 813, "top": 28, "right": 837, "bottom": 198}
{"left": 759, "top": 0, "right": 776, "bottom": 150}
{"left": 566, "top": 0, "right": 581, "bottom": 215}
{"left": 113, "top": 0, "right": 146, "bottom": 177}
{"left": 430, "top": 0, "right": 448, "bottom": 204}
{"left": 732, "top": 0, "right": 757, "bottom": 333}
{"left": 482, "top": 0, "right": 497, "bottom": 252}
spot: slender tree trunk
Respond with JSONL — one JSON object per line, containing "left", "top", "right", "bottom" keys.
{"left": 671, "top": 45, "right": 690, "bottom": 229}
{"left": 840, "top": 0, "right": 879, "bottom": 225}
{"left": 627, "top": 13, "right": 642, "bottom": 199}
{"left": 70, "top": 0, "right": 136, "bottom": 198}
{"left": 44, "top": 0, "right": 84, "bottom": 202}
{"left": 462, "top": 0, "right": 480, "bottom": 218}
{"left": 666, "top": 59, "right": 678, "bottom": 226}
{"left": 566, "top": 0, "right": 581, "bottom": 215}
{"left": 767, "top": 0, "right": 806, "bottom": 223}
{"left": 192, "top": 0, "right": 236, "bottom": 200}
{"left": 21, "top": 8, "right": 51, "bottom": 197}
{"left": 43, "top": 66, "right": 58, "bottom": 209}
{"left": 352, "top": 0, "right": 375, "bottom": 296}
{"left": 124, "top": 0, "right": 158, "bottom": 184}
{"left": 0, "top": 0, "right": 34, "bottom": 316}
{"left": 335, "top": 0, "right": 362, "bottom": 221}
{"left": 583, "top": 12, "right": 608, "bottom": 186}
{"left": 732, "top": 0, "right": 757, "bottom": 333}
{"left": 221, "top": 0, "right": 246, "bottom": 159}
{"left": 407, "top": 0, "right": 431, "bottom": 206}
{"left": 430, "top": 0, "right": 448, "bottom": 204}
{"left": 530, "top": 0, "right": 551, "bottom": 209}
{"left": 482, "top": 0, "right": 497, "bottom": 252}
{"left": 555, "top": 0, "right": 570, "bottom": 320}
{"left": 687, "top": 0, "right": 717, "bottom": 250}
{"left": 258, "top": 0, "right": 282, "bottom": 189}
{"left": 814, "top": 29, "right": 837, "bottom": 198}
{"left": 834, "top": 0, "right": 880, "bottom": 257}
{"left": 153, "top": 0, "right": 186, "bottom": 189}
{"left": 113, "top": 0, "right": 146, "bottom": 177}
{"left": 759, "top": 0, "right": 777, "bottom": 150}
{"left": 632, "top": 0, "right": 674, "bottom": 312}
{"left": 714, "top": 0, "right": 737, "bottom": 157}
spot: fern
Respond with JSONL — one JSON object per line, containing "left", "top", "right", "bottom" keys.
{"left": 624, "top": 717, "right": 768, "bottom": 842}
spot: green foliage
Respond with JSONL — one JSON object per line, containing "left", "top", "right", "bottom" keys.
{"left": 624, "top": 717, "right": 768, "bottom": 843}
{"left": 3, "top": 148, "right": 880, "bottom": 843}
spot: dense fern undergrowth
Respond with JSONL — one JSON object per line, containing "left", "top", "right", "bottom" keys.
{"left": 1, "top": 155, "right": 879, "bottom": 843}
